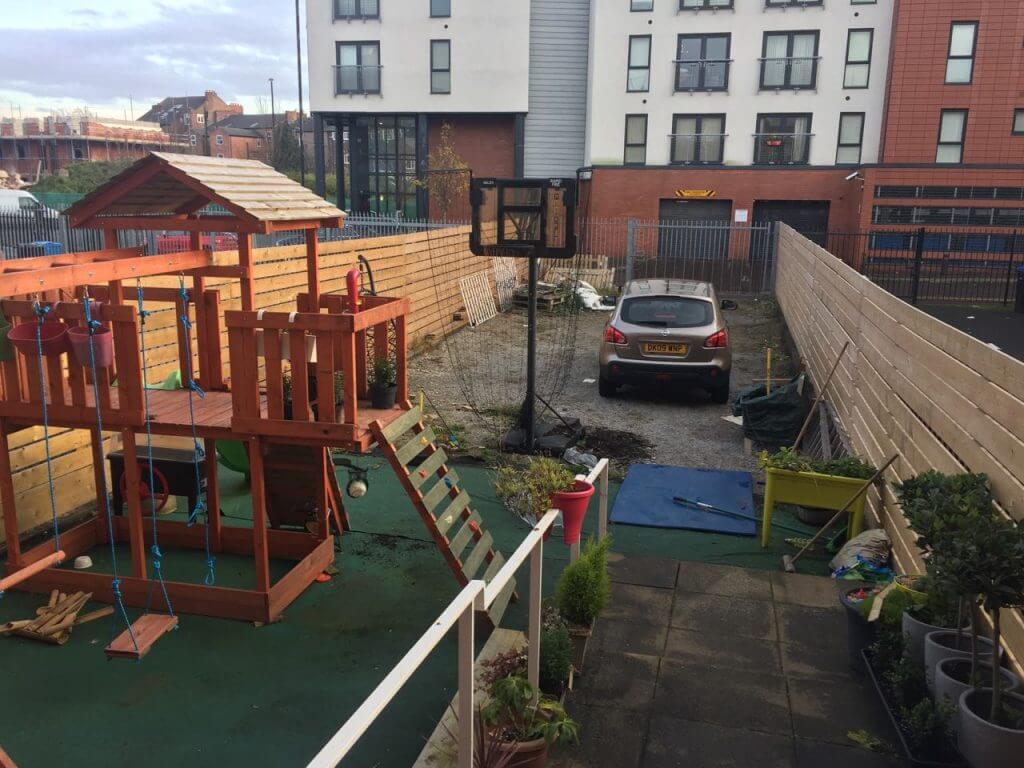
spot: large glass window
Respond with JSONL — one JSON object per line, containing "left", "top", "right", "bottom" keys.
{"left": 431, "top": 40, "right": 451, "bottom": 93}
{"left": 671, "top": 114, "right": 725, "bottom": 164}
{"left": 754, "top": 114, "right": 812, "bottom": 164}
{"left": 631, "top": 0, "right": 654, "bottom": 10}
{"left": 844, "top": 30, "right": 873, "bottom": 88}
{"left": 334, "top": 0, "right": 379, "bottom": 19}
{"left": 1014, "top": 109, "right": 1024, "bottom": 136}
{"left": 624, "top": 114, "right": 648, "bottom": 165}
{"left": 675, "top": 34, "right": 730, "bottom": 91}
{"left": 946, "top": 22, "right": 978, "bottom": 84}
{"left": 627, "top": 36, "right": 652, "bottom": 92}
{"left": 836, "top": 113, "right": 864, "bottom": 164}
{"left": 430, "top": 0, "right": 450, "bottom": 17}
{"left": 761, "top": 32, "right": 819, "bottom": 90}
{"left": 937, "top": 109, "right": 967, "bottom": 163}
{"left": 354, "top": 115, "right": 419, "bottom": 217}
{"left": 335, "top": 42, "right": 381, "bottom": 94}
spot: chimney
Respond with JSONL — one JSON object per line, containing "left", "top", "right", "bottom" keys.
{"left": 205, "top": 90, "right": 216, "bottom": 99}
{"left": 284, "top": 109, "right": 299, "bottom": 124}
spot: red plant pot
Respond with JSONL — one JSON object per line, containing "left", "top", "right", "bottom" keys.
{"left": 552, "top": 479, "right": 596, "bottom": 546}
{"left": 68, "top": 325, "right": 114, "bottom": 368}
{"left": 8, "top": 320, "right": 69, "bottom": 358}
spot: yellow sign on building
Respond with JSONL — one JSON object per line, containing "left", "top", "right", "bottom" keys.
{"left": 675, "top": 189, "right": 717, "bottom": 199}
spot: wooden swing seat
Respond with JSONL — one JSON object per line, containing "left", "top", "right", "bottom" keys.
{"left": 104, "top": 613, "right": 178, "bottom": 660}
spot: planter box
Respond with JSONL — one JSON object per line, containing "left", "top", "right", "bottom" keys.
{"left": 862, "top": 649, "right": 965, "bottom": 767}
{"left": 761, "top": 467, "right": 870, "bottom": 548}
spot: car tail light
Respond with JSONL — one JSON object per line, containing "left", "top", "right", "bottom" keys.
{"left": 603, "top": 325, "right": 627, "bottom": 344}
{"left": 704, "top": 329, "right": 728, "bottom": 349}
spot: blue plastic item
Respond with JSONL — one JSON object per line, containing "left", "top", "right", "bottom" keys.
{"left": 609, "top": 464, "right": 756, "bottom": 536}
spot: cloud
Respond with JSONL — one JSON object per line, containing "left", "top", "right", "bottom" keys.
{"left": 0, "top": 0, "right": 304, "bottom": 114}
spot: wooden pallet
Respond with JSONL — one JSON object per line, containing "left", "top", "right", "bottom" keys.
{"left": 370, "top": 404, "right": 516, "bottom": 628}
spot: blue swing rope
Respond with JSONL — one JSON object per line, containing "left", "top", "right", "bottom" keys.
{"left": 178, "top": 277, "right": 215, "bottom": 586}
{"left": 136, "top": 281, "right": 174, "bottom": 617}
{"left": 81, "top": 292, "right": 137, "bottom": 652}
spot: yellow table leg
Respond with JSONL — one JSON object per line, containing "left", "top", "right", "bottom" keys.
{"left": 761, "top": 473, "right": 776, "bottom": 548}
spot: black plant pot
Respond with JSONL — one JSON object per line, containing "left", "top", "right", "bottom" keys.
{"left": 841, "top": 587, "right": 877, "bottom": 672}
{"left": 370, "top": 384, "right": 397, "bottom": 409}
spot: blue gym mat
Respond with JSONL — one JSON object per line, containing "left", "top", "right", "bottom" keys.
{"left": 609, "top": 464, "right": 756, "bottom": 536}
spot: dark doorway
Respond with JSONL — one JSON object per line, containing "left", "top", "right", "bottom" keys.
{"left": 752, "top": 200, "right": 830, "bottom": 245}
{"left": 656, "top": 199, "right": 733, "bottom": 274}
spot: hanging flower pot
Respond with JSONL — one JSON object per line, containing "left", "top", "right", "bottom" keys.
{"left": 0, "top": 317, "right": 14, "bottom": 362}
{"left": 68, "top": 325, "right": 114, "bottom": 368}
{"left": 552, "top": 479, "right": 595, "bottom": 546}
{"left": 8, "top": 319, "right": 69, "bottom": 358}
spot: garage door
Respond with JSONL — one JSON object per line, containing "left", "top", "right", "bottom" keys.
{"left": 752, "top": 200, "right": 830, "bottom": 245}
{"left": 656, "top": 199, "right": 733, "bottom": 273}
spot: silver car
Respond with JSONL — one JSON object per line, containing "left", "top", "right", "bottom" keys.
{"left": 598, "top": 279, "right": 735, "bottom": 402}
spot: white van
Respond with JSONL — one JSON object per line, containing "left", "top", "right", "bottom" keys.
{"left": 0, "top": 189, "right": 58, "bottom": 217}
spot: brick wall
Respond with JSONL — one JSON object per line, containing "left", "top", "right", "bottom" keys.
{"left": 427, "top": 114, "right": 516, "bottom": 218}
{"left": 882, "top": 0, "right": 1024, "bottom": 164}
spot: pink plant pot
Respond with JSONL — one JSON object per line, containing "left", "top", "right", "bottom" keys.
{"left": 8, "top": 320, "right": 69, "bottom": 358}
{"left": 552, "top": 479, "right": 596, "bottom": 545}
{"left": 68, "top": 325, "right": 114, "bottom": 368}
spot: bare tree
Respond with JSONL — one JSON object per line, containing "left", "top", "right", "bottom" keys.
{"left": 416, "top": 122, "right": 469, "bottom": 221}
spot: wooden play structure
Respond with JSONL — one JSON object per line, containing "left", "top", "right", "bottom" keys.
{"left": 0, "top": 153, "right": 512, "bottom": 658}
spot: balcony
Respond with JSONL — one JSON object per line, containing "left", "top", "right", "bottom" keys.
{"left": 669, "top": 133, "right": 726, "bottom": 165}
{"left": 753, "top": 133, "right": 813, "bottom": 165}
{"left": 759, "top": 57, "right": 819, "bottom": 90}
{"left": 334, "top": 64, "right": 382, "bottom": 95}
{"left": 673, "top": 59, "right": 731, "bottom": 91}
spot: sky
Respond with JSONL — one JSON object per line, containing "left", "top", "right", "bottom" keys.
{"left": 1, "top": 0, "right": 307, "bottom": 121}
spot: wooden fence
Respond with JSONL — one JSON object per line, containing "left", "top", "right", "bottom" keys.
{"left": 1, "top": 226, "right": 486, "bottom": 543}
{"left": 776, "top": 224, "right": 1024, "bottom": 671}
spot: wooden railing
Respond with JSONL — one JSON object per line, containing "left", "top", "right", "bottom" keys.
{"left": 0, "top": 300, "right": 143, "bottom": 428}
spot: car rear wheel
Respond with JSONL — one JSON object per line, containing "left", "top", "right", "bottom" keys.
{"left": 598, "top": 376, "right": 618, "bottom": 398}
{"left": 710, "top": 373, "right": 731, "bottom": 404}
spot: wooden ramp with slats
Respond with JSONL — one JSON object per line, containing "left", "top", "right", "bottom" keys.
{"left": 370, "top": 404, "right": 515, "bottom": 628}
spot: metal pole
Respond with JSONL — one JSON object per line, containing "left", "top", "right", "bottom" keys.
{"left": 524, "top": 255, "right": 538, "bottom": 452}
{"left": 295, "top": 0, "right": 307, "bottom": 185}
{"left": 1002, "top": 230, "right": 1018, "bottom": 306}
{"left": 910, "top": 227, "right": 925, "bottom": 306}
{"left": 625, "top": 219, "right": 636, "bottom": 284}
{"left": 269, "top": 78, "right": 276, "bottom": 155}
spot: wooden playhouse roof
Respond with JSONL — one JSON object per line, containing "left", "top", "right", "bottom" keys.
{"left": 65, "top": 152, "right": 345, "bottom": 232}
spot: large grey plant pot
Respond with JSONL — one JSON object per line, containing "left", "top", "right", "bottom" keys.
{"left": 924, "top": 631, "right": 998, "bottom": 693}
{"left": 958, "top": 689, "right": 1024, "bottom": 768}
{"left": 934, "top": 657, "right": 1019, "bottom": 734}
{"left": 903, "top": 610, "right": 962, "bottom": 666}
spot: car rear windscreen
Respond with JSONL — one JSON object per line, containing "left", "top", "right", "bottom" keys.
{"left": 621, "top": 297, "right": 713, "bottom": 328}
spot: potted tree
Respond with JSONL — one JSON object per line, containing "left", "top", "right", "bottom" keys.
{"left": 555, "top": 537, "right": 610, "bottom": 674}
{"left": 368, "top": 357, "right": 397, "bottom": 409}
{"left": 481, "top": 676, "right": 579, "bottom": 767}
{"left": 538, "top": 606, "right": 573, "bottom": 699}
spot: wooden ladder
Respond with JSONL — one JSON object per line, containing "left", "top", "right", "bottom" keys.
{"left": 370, "top": 404, "right": 516, "bottom": 628}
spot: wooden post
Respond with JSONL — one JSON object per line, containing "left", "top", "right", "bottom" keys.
{"left": 598, "top": 461, "right": 609, "bottom": 542}
{"left": 457, "top": 601, "right": 475, "bottom": 768}
{"left": 318, "top": 449, "right": 331, "bottom": 540}
{"left": 395, "top": 314, "right": 408, "bottom": 404}
{"left": 0, "top": 422, "right": 22, "bottom": 567}
{"left": 119, "top": 429, "right": 148, "bottom": 579}
{"left": 204, "top": 438, "right": 222, "bottom": 552}
{"left": 190, "top": 231, "right": 210, "bottom": 387}
{"left": 239, "top": 233, "right": 255, "bottom": 311}
{"left": 90, "top": 428, "right": 108, "bottom": 540}
{"left": 305, "top": 228, "right": 320, "bottom": 308}
{"left": 203, "top": 290, "right": 224, "bottom": 389}
{"left": 249, "top": 437, "right": 270, "bottom": 592}
{"left": 527, "top": 542, "right": 542, "bottom": 692}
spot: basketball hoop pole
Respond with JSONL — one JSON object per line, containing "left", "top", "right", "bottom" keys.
{"left": 523, "top": 255, "right": 539, "bottom": 452}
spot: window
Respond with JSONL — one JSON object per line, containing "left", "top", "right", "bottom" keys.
{"left": 765, "top": 0, "right": 823, "bottom": 6}
{"left": 256, "top": 138, "right": 262, "bottom": 148}
{"left": 851, "top": 0, "right": 876, "bottom": 4}
{"left": 873, "top": 206, "right": 1024, "bottom": 228}
{"left": 216, "top": 153, "right": 223, "bottom": 158}
{"left": 430, "top": 0, "right": 450, "bottom": 17}
{"left": 760, "top": 31, "right": 820, "bottom": 90}
{"left": 671, "top": 114, "right": 725, "bottom": 164}
{"left": 627, "top": 36, "right": 651, "bottom": 92}
{"left": 936, "top": 109, "right": 967, "bottom": 163}
{"left": 624, "top": 114, "right": 648, "bottom": 165}
{"left": 334, "top": 0, "right": 379, "bottom": 18}
{"left": 215, "top": 134, "right": 224, "bottom": 146}
{"left": 675, "top": 34, "right": 731, "bottom": 91}
{"left": 335, "top": 41, "right": 381, "bottom": 94}
{"left": 754, "top": 113, "right": 812, "bottom": 164}
{"left": 72, "top": 146, "right": 85, "bottom": 160}
{"left": 945, "top": 22, "right": 978, "bottom": 84}
{"left": 631, "top": 0, "right": 654, "bottom": 10}
{"left": 836, "top": 113, "right": 864, "bottom": 164}
{"left": 680, "top": 0, "right": 733, "bottom": 9}
{"left": 1013, "top": 109, "right": 1024, "bottom": 136}
{"left": 844, "top": 29, "right": 873, "bottom": 88}
{"left": 196, "top": 114, "right": 204, "bottom": 124}
{"left": 430, "top": 40, "right": 451, "bottom": 93}
{"left": 622, "top": 297, "right": 713, "bottom": 328}
{"left": 875, "top": 185, "right": 1024, "bottom": 201}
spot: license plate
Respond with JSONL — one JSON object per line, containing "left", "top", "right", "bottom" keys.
{"left": 643, "top": 342, "right": 688, "bottom": 356}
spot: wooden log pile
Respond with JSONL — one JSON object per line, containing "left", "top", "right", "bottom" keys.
{"left": 0, "top": 589, "right": 112, "bottom": 645}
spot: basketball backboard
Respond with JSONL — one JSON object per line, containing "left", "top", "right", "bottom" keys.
{"left": 469, "top": 177, "right": 577, "bottom": 259}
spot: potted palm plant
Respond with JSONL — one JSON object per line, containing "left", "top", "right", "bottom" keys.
{"left": 555, "top": 537, "right": 610, "bottom": 674}
{"left": 368, "top": 357, "right": 397, "bottom": 409}
{"left": 481, "top": 676, "right": 579, "bottom": 767}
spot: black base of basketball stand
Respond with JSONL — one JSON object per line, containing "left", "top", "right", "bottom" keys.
{"left": 499, "top": 397, "right": 583, "bottom": 456}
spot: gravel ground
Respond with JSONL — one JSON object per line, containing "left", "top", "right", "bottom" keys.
{"left": 409, "top": 294, "right": 791, "bottom": 475}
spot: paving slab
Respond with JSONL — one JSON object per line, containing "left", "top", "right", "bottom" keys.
{"left": 677, "top": 561, "right": 773, "bottom": 601}
{"left": 793, "top": 738, "right": 903, "bottom": 768}
{"left": 604, "top": 582, "right": 675, "bottom": 625}
{"left": 780, "top": 639, "right": 853, "bottom": 681}
{"left": 557, "top": 703, "right": 646, "bottom": 768}
{"left": 592, "top": 617, "right": 668, "bottom": 657}
{"left": 775, "top": 603, "right": 847, "bottom": 650}
{"left": 788, "top": 675, "right": 896, "bottom": 745}
{"left": 573, "top": 651, "right": 660, "bottom": 712}
{"left": 654, "top": 659, "right": 792, "bottom": 736}
{"left": 671, "top": 591, "right": 777, "bottom": 641}
{"left": 664, "top": 627, "right": 782, "bottom": 674}
{"left": 644, "top": 717, "right": 795, "bottom": 768}
{"left": 608, "top": 553, "right": 680, "bottom": 589}
{"left": 771, "top": 571, "right": 843, "bottom": 610}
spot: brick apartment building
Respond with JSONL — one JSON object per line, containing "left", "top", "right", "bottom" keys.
{"left": 0, "top": 114, "right": 185, "bottom": 180}
{"left": 139, "top": 90, "right": 243, "bottom": 155}
{"left": 208, "top": 111, "right": 319, "bottom": 165}
{"left": 307, "top": 0, "right": 1024, "bottom": 257}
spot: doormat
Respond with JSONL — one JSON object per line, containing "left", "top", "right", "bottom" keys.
{"left": 609, "top": 464, "right": 756, "bottom": 536}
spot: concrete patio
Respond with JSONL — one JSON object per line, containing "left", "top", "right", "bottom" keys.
{"left": 553, "top": 556, "right": 903, "bottom": 768}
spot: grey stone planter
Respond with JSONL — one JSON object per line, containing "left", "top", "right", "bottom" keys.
{"left": 903, "top": 609, "right": 962, "bottom": 666}
{"left": 958, "top": 689, "right": 1024, "bottom": 768}
{"left": 924, "top": 631, "right": 998, "bottom": 693}
{"left": 934, "top": 657, "right": 1019, "bottom": 734}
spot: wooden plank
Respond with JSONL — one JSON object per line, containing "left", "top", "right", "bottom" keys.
{"left": 435, "top": 491, "right": 471, "bottom": 537}
{"left": 461, "top": 532, "right": 493, "bottom": 580}
{"left": 395, "top": 426, "right": 435, "bottom": 467}
{"left": 448, "top": 511, "right": 481, "bottom": 558}
{"left": 380, "top": 405, "right": 423, "bottom": 443}
{"left": 104, "top": 613, "right": 179, "bottom": 660}
{"left": 409, "top": 448, "right": 448, "bottom": 490}
{"left": 487, "top": 579, "right": 516, "bottom": 627}
{"left": 421, "top": 469, "right": 459, "bottom": 514}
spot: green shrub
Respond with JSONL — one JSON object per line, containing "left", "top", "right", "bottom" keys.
{"left": 494, "top": 457, "right": 576, "bottom": 523}
{"left": 758, "top": 447, "right": 876, "bottom": 479}
{"left": 368, "top": 357, "right": 397, "bottom": 389}
{"left": 556, "top": 537, "right": 611, "bottom": 626}
{"left": 899, "top": 698, "right": 954, "bottom": 752}
{"left": 538, "top": 608, "right": 572, "bottom": 694}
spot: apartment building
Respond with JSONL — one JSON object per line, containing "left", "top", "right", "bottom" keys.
{"left": 308, "top": 0, "right": 1024, "bottom": 239}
